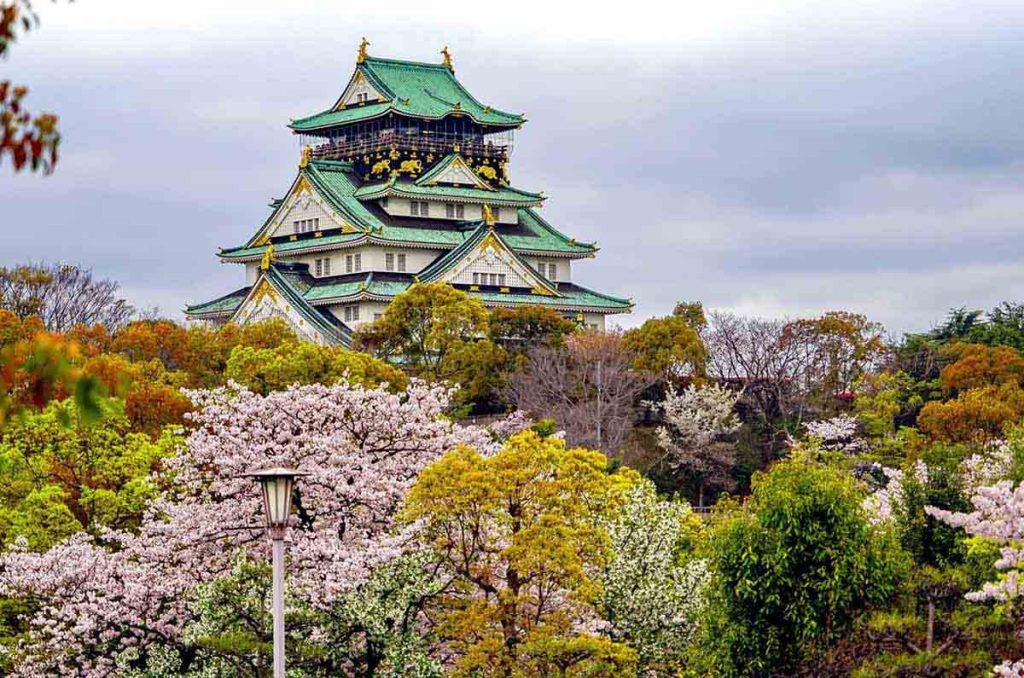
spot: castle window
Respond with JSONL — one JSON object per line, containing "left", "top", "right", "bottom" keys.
{"left": 356, "top": 92, "right": 369, "bottom": 104}
{"left": 410, "top": 201, "right": 430, "bottom": 217}
{"left": 314, "top": 257, "right": 331, "bottom": 276}
{"left": 344, "top": 305, "right": 361, "bottom": 322}
{"left": 346, "top": 253, "right": 361, "bottom": 273}
{"left": 472, "top": 273, "right": 480, "bottom": 285}
{"left": 547, "top": 263, "right": 557, "bottom": 281}
{"left": 498, "top": 274, "right": 507, "bottom": 286}
{"left": 385, "top": 253, "right": 394, "bottom": 271}
{"left": 446, "top": 203, "right": 465, "bottom": 219}
{"left": 397, "top": 253, "right": 406, "bottom": 272}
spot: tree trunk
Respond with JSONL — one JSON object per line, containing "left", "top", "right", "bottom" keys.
{"left": 926, "top": 598, "right": 935, "bottom": 653}
{"left": 697, "top": 479, "right": 704, "bottom": 510}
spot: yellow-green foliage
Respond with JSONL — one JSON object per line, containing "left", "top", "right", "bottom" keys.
{"left": 622, "top": 314, "right": 707, "bottom": 379}
{"left": 0, "top": 398, "right": 178, "bottom": 550}
{"left": 403, "top": 430, "right": 640, "bottom": 676}
{"left": 225, "top": 340, "right": 407, "bottom": 394}
{"left": 354, "top": 283, "right": 506, "bottom": 408}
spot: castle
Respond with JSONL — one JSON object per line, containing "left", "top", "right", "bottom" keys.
{"left": 186, "top": 40, "right": 631, "bottom": 344}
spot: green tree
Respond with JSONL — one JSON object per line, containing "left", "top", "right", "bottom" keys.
{"left": 927, "top": 307, "right": 986, "bottom": 344}
{"left": 622, "top": 313, "right": 707, "bottom": 382}
{"left": 354, "top": 283, "right": 505, "bottom": 409}
{"left": 488, "top": 305, "right": 577, "bottom": 359}
{"left": 0, "top": 398, "right": 176, "bottom": 549}
{"left": 403, "top": 430, "right": 640, "bottom": 675}
{"left": 700, "top": 455, "right": 907, "bottom": 675}
{"left": 225, "top": 340, "right": 407, "bottom": 395}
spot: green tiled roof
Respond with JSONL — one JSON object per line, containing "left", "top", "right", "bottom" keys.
{"left": 227, "top": 160, "right": 594, "bottom": 258}
{"left": 474, "top": 284, "right": 632, "bottom": 312}
{"left": 185, "top": 265, "right": 352, "bottom": 345}
{"left": 504, "top": 209, "right": 597, "bottom": 255}
{"left": 416, "top": 223, "right": 559, "bottom": 295}
{"left": 189, "top": 262, "right": 629, "bottom": 318}
{"left": 266, "top": 266, "right": 352, "bottom": 345}
{"left": 353, "top": 178, "right": 543, "bottom": 206}
{"left": 185, "top": 287, "right": 251, "bottom": 316}
{"left": 290, "top": 102, "right": 393, "bottom": 131}
{"left": 303, "top": 274, "right": 412, "bottom": 303}
{"left": 289, "top": 57, "right": 524, "bottom": 132}
{"left": 415, "top": 225, "right": 490, "bottom": 283}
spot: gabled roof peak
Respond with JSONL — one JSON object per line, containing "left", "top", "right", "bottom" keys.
{"left": 355, "top": 38, "right": 455, "bottom": 72}
{"left": 415, "top": 153, "right": 495, "bottom": 191}
{"left": 291, "top": 49, "right": 524, "bottom": 132}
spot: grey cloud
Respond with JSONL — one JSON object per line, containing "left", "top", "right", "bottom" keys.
{"left": 3, "top": 3, "right": 1024, "bottom": 334}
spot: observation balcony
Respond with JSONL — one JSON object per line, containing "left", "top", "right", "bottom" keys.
{"left": 306, "top": 128, "right": 512, "bottom": 164}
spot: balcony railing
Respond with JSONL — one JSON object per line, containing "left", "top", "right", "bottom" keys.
{"left": 309, "top": 129, "right": 510, "bottom": 163}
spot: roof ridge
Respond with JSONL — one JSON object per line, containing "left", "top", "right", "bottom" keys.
{"left": 363, "top": 55, "right": 449, "bottom": 70}
{"left": 184, "top": 285, "right": 251, "bottom": 314}
{"left": 417, "top": 224, "right": 560, "bottom": 297}
{"left": 265, "top": 265, "right": 353, "bottom": 342}
{"left": 562, "top": 281, "right": 632, "bottom": 306}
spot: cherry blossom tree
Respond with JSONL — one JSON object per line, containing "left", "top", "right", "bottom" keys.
{"left": 0, "top": 379, "right": 524, "bottom": 675}
{"left": 804, "top": 414, "right": 865, "bottom": 453}
{"left": 927, "top": 482, "right": 1024, "bottom": 604}
{"left": 652, "top": 383, "right": 741, "bottom": 507}
{"left": 927, "top": 478, "right": 1024, "bottom": 674}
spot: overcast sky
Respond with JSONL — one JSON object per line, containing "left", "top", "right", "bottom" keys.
{"left": 2, "top": 0, "right": 1023, "bottom": 334}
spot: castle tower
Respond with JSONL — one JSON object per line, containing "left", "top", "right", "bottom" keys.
{"left": 186, "top": 42, "right": 631, "bottom": 345}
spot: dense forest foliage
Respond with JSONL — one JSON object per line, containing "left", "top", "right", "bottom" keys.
{"left": 2, "top": 262, "right": 1024, "bottom": 675}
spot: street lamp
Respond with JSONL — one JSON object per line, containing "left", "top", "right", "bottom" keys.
{"left": 246, "top": 467, "right": 306, "bottom": 678}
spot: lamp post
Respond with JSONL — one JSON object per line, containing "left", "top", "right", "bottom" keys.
{"left": 246, "top": 467, "right": 305, "bottom": 678}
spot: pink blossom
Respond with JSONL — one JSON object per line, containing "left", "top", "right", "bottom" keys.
{"left": 0, "top": 379, "right": 528, "bottom": 675}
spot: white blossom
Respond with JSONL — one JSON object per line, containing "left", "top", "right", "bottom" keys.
{"left": 598, "top": 482, "right": 710, "bottom": 672}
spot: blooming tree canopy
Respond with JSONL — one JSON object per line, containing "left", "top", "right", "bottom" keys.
{"left": 927, "top": 473, "right": 1024, "bottom": 675}
{"left": 0, "top": 379, "right": 521, "bottom": 675}
{"left": 599, "top": 481, "right": 710, "bottom": 673}
{"left": 804, "top": 414, "right": 864, "bottom": 453}
{"left": 653, "top": 383, "right": 741, "bottom": 506}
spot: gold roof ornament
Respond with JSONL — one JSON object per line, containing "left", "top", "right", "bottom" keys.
{"left": 357, "top": 37, "right": 370, "bottom": 64}
{"left": 482, "top": 204, "right": 496, "bottom": 227}
{"left": 441, "top": 45, "right": 454, "bottom": 71}
{"left": 260, "top": 243, "right": 275, "bottom": 271}
{"left": 299, "top": 145, "right": 312, "bottom": 168}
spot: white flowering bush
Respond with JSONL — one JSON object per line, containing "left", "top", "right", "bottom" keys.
{"left": 599, "top": 482, "right": 709, "bottom": 673}
{"left": 804, "top": 414, "right": 865, "bottom": 453}
{"left": 652, "top": 383, "right": 741, "bottom": 506}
